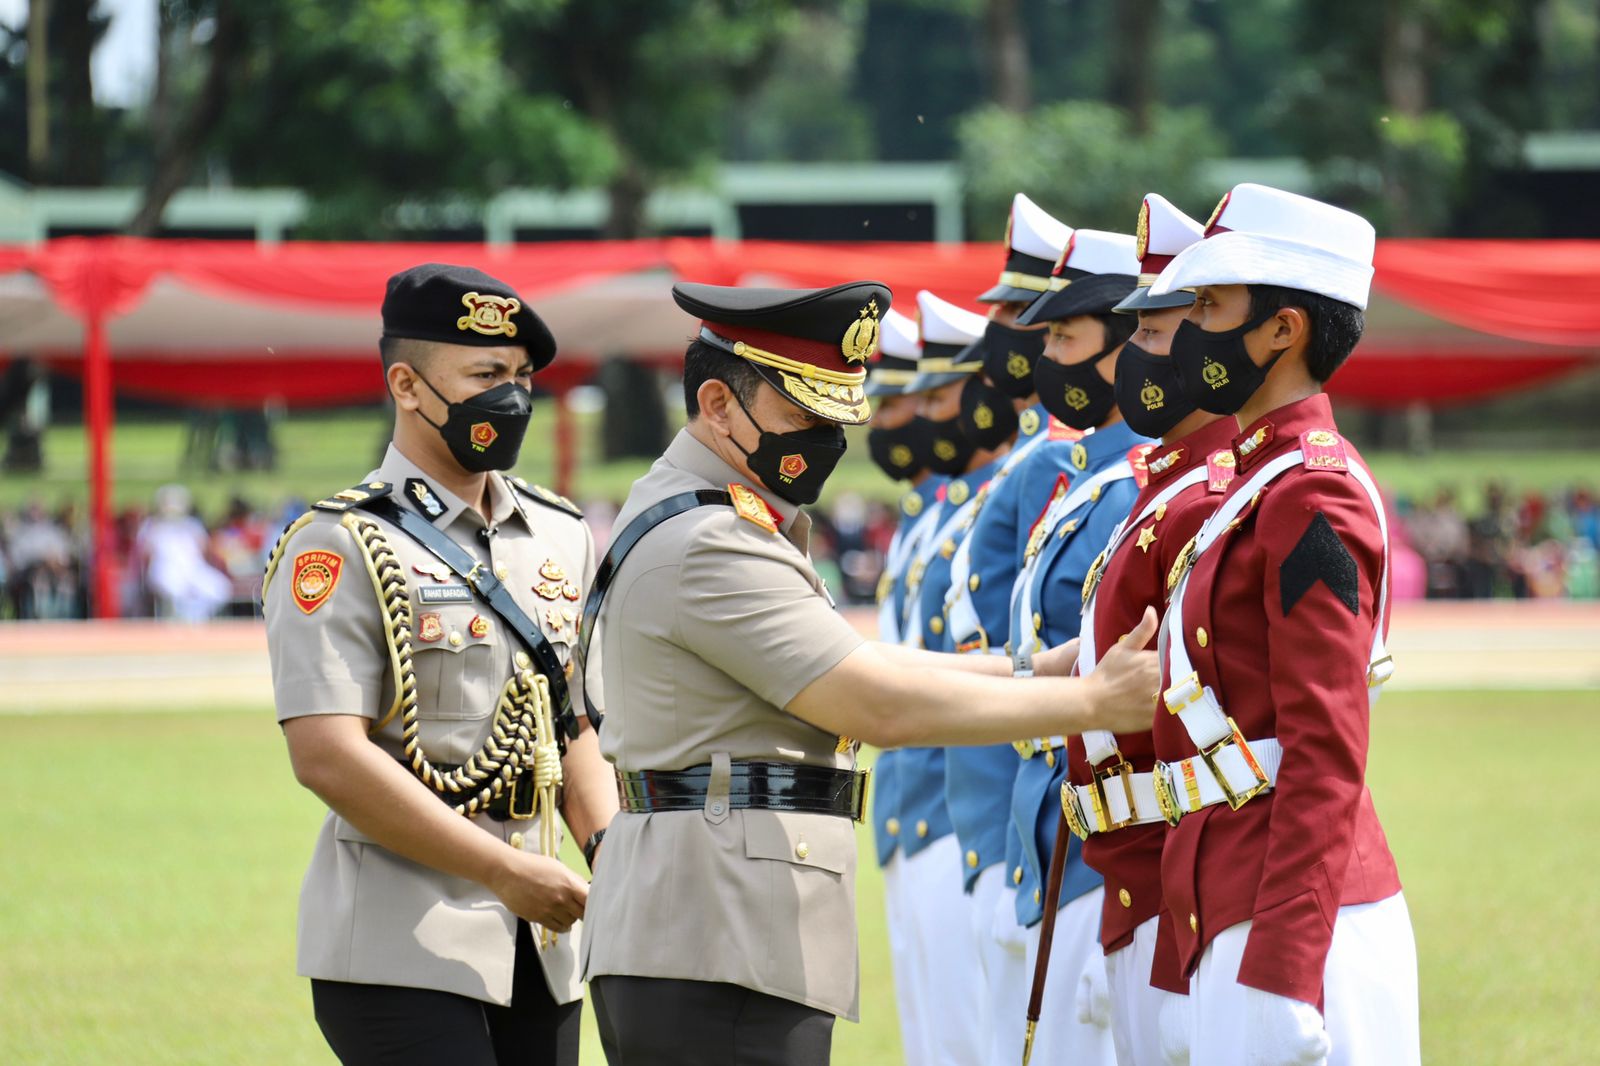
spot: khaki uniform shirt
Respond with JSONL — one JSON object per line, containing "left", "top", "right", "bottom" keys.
{"left": 264, "top": 444, "right": 595, "bottom": 1006}
{"left": 579, "top": 430, "right": 867, "bottom": 1019}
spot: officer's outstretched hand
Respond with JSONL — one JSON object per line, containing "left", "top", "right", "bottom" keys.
{"left": 489, "top": 850, "right": 589, "bottom": 933}
{"left": 1031, "top": 637, "right": 1080, "bottom": 678}
{"left": 1085, "top": 606, "right": 1162, "bottom": 734}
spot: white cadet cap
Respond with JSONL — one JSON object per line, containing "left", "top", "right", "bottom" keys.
{"left": 865, "top": 307, "right": 923, "bottom": 397}
{"left": 909, "top": 290, "right": 989, "bottom": 390}
{"left": 980, "top": 193, "right": 1074, "bottom": 303}
{"left": 1115, "top": 193, "right": 1207, "bottom": 313}
{"left": 1016, "top": 229, "right": 1142, "bottom": 325}
{"left": 1149, "top": 183, "right": 1377, "bottom": 310}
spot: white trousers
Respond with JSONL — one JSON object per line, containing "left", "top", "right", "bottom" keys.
{"left": 882, "top": 851, "right": 929, "bottom": 1066}
{"left": 1104, "top": 914, "right": 1186, "bottom": 1066}
{"left": 971, "top": 864, "right": 1027, "bottom": 1066}
{"left": 1021, "top": 886, "right": 1118, "bottom": 1066}
{"left": 899, "top": 835, "right": 986, "bottom": 1066}
{"left": 1188, "top": 892, "right": 1420, "bottom": 1066}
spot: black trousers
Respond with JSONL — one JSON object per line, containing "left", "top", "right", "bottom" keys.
{"left": 591, "top": 975, "right": 834, "bottom": 1066}
{"left": 311, "top": 921, "right": 581, "bottom": 1066}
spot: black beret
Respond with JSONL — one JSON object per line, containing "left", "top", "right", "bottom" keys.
{"left": 382, "top": 263, "right": 557, "bottom": 371}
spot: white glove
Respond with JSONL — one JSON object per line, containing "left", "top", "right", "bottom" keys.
{"left": 1241, "top": 985, "right": 1331, "bottom": 1066}
{"left": 991, "top": 893, "right": 1028, "bottom": 957}
{"left": 1158, "top": 992, "right": 1192, "bottom": 1066}
{"left": 1075, "top": 955, "right": 1112, "bottom": 1029}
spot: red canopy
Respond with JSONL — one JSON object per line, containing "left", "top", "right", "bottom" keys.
{"left": 2, "top": 235, "right": 1597, "bottom": 616}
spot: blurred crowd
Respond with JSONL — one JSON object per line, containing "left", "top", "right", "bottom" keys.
{"left": 3, "top": 480, "right": 1598, "bottom": 621}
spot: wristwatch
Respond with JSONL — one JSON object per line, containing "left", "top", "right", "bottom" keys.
{"left": 582, "top": 828, "right": 607, "bottom": 869}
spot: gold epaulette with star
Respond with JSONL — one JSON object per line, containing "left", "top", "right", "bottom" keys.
{"left": 509, "top": 477, "right": 584, "bottom": 518}
{"left": 311, "top": 480, "right": 394, "bottom": 512}
{"left": 729, "top": 483, "right": 782, "bottom": 534}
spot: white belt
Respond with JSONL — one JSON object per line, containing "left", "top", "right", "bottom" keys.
{"left": 1061, "top": 766, "right": 1166, "bottom": 839}
{"left": 1151, "top": 735, "right": 1283, "bottom": 825}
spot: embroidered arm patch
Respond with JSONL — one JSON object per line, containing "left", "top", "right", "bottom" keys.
{"left": 1279, "top": 511, "right": 1359, "bottom": 617}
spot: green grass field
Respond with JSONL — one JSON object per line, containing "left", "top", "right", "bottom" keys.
{"left": 2, "top": 690, "right": 1597, "bottom": 1064}
{"left": 3, "top": 405, "right": 1596, "bottom": 517}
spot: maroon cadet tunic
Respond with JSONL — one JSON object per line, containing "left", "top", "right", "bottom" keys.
{"left": 1152, "top": 392, "right": 1402, "bottom": 1008}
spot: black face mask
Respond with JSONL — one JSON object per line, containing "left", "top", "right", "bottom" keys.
{"left": 924, "top": 414, "right": 978, "bottom": 476}
{"left": 731, "top": 394, "right": 847, "bottom": 506}
{"left": 1033, "top": 344, "right": 1119, "bottom": 431}
{"left": 415, "top": 373, "right": 533, "bottom": 473}
{"left": 958, "top": 375, "right": 1020, "bottom": 452}
{"left": 867, "top": 416, "right": 935, "bottom": 482}
{"left": 1114, "top": 339, "right": 1198, "bottom": 439}
{"left": 979, "top": 321, "right": 1048, "bottom": 400}
{"left": 1171, "top": 311, "right": 1283, "bottom": 416}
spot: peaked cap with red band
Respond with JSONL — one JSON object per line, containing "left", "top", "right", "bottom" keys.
{"left": 675, "top": 280, "right": 893, "bottom": 424}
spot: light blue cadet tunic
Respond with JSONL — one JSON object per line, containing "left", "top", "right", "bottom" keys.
{"left": 872, "top": 474, "right": 947, "bottom": 867}
{"left": 939, "top": 404, "right": 1078, "bottom": 890}
{"left": 1005, "top": 420, "right": 1151, "bottom": 926}
{"left": 894, "top": 457, "right": 1003, "bottom": 859}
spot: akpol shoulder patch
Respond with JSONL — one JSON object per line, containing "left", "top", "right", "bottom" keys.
{"left": 291, "top": 549, "right": 343, "bottom": 614}
{"left": 508, "top": 476, "right": 584, "bottom": 518}
{"left": 728, "top": 483, "right": 781, "bottom": 534}
{"left": 1300, "top": 428, "right": 1348, "bottom": 473}
{"left": 1206, "top": 450, "right": 1237, "bottom": 494}
{"left": 1127, "top": 444, "right": 1155, "bottom": 489}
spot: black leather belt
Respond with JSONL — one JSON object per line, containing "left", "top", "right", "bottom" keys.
{"left": 417, "top": 762, "right": 538, "bottom": 822}
{"left": 619, "top": 762, "right": 868, "bottom": 821}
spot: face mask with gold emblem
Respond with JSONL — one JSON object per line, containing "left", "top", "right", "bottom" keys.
{"left": 1033, "top": 342, "right": 1119, "bottom": 432}
{"left": 414, "top": 373, "right": 534, "bottom": 473}
{"left": 979, "top": 320, "right": 1048, "bottom": 400}
{"left": 731, "top": 391, "right": 847, "bottom": 506}
{"left": 957, "top": 374, "right": 1020, "bottom": 451}
{"left": 1114, "top": 338, "right": 1197, "bottom": 439}
{"left": 867, "top": 416, "right": 936, "bottom": 482}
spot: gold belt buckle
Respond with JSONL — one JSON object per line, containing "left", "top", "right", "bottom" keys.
{"left": 1367, "top": 655, "right": 1395, "bottom": 688}
{"left": 1090, "top": 757, "right": 1139, "bottom": 833}
{"left": 854, "top": 768, "right": 871, "bottom": 824}
{"left": 1151, "top": 761, "right": 1182, "bottom": 827}
{"left": 1163, "top": 672, "right": 1203, "bottom": 715}
{"left": 1060, "top": 780, "right": 1090, "bottom": 841}
{"left": 1198, "top": 718, "right": 1270, "bottom": 811}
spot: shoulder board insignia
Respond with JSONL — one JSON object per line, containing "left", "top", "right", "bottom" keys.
{"left": 1299, "top": 428, "right": 1348, "bottom": 473}
{"left": 901, "top": 490, "right": 924, "bottom": 518}
{"left": 312, "top": 481, "right": 392, "bottom": 512}
{"left": 1206, "top": 450, "right": 1237, "bottom": 493}
{"left": 1048, "top": 418, "right": 1082, "bottom": 443}
{"left": 1127, "top": 444, "right": 1154, "bottom": 489}
{"left": 509, "top": 476, "right": 584, "bottom": 518}
{"left": 1019, "top": 408, "right": 1041, "bottom": 437}
{"left": 1025, "top": 473, "right": 1070, "bottom": 560}
{"left": 728, "top": 483, "right": 781, "bottom": 534}
{"left": 948, "top": 479, "right": 970, "bottom": 506}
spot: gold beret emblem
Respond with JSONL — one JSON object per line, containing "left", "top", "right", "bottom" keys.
{"left": 842, "top": 299, "right": 881, "bottom": 364}
{"left": 457, "top": 291, "right": 521, "bottom": 337}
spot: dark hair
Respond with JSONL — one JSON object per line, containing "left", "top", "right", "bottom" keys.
{"left": 1096, "top": 311, "right": 1137, "bottom": 352}
{"left": 379, "top": 335, "right": 437, "bottom": 373}
{"left": 1247, "top": 285, "right": 1365, "bottom": 383}
{"left": 682, "top": 338, "right": 764, "bottom": 419}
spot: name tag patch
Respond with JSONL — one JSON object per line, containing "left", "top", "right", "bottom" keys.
{"left": 417, "top": 584, "right": 473, "bottom": 604}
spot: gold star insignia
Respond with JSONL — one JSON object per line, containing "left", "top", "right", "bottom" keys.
{"left": 1136, "top": 524, "right": 1158, "bottom": 553}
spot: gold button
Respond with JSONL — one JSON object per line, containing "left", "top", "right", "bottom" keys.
{"left": 966, "top": 850, "right": 979, "bottom": 868}
{"left": 1189, "top": 912, "right": 1198, "bottom": 932}
{"left": 929, "top": 616, "right": 945, "bottom": 636}
{"left": 969, "top": 574, "right": 981, "bottom": 592}
{"left": 1044, "top": 749, "right": 1056, "bottom": 768}
{"left": 494, "top": 564, "right": 509, "bottom": 580}
{"left": 1118, "top": 888, "right": 1132, "bottom": 908}
{"left": 1196, "top": 626, "right": 1209, "bottom": 648}
{"left": 514, "top": 651, "right": 531, "bottom": 670}
{"left": 509, "top": 832, "right": 525, "bottom": 850}
{"left": 1033, "top": 889, "right": 1042, "bottom": 904}
{"left": 1013, "top": 866, "right": 1023, "bottom": 885}
{"left": 886, "top": 818, "right": 900, "bottom": 836}
{"left": 915, "top": 820, "right": 929, "bottom": 838}
{"left": 1090, "top": 485, "right": 1102, "bottom": 502}
{"left": 448, "top": 632, "right": 464, "bottom": 647}
{"left": 795, "top": 841, "right": 810, "bottom": 860}
{"left": 1032, "top": 612, "right": 1042, "bottom": 632}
